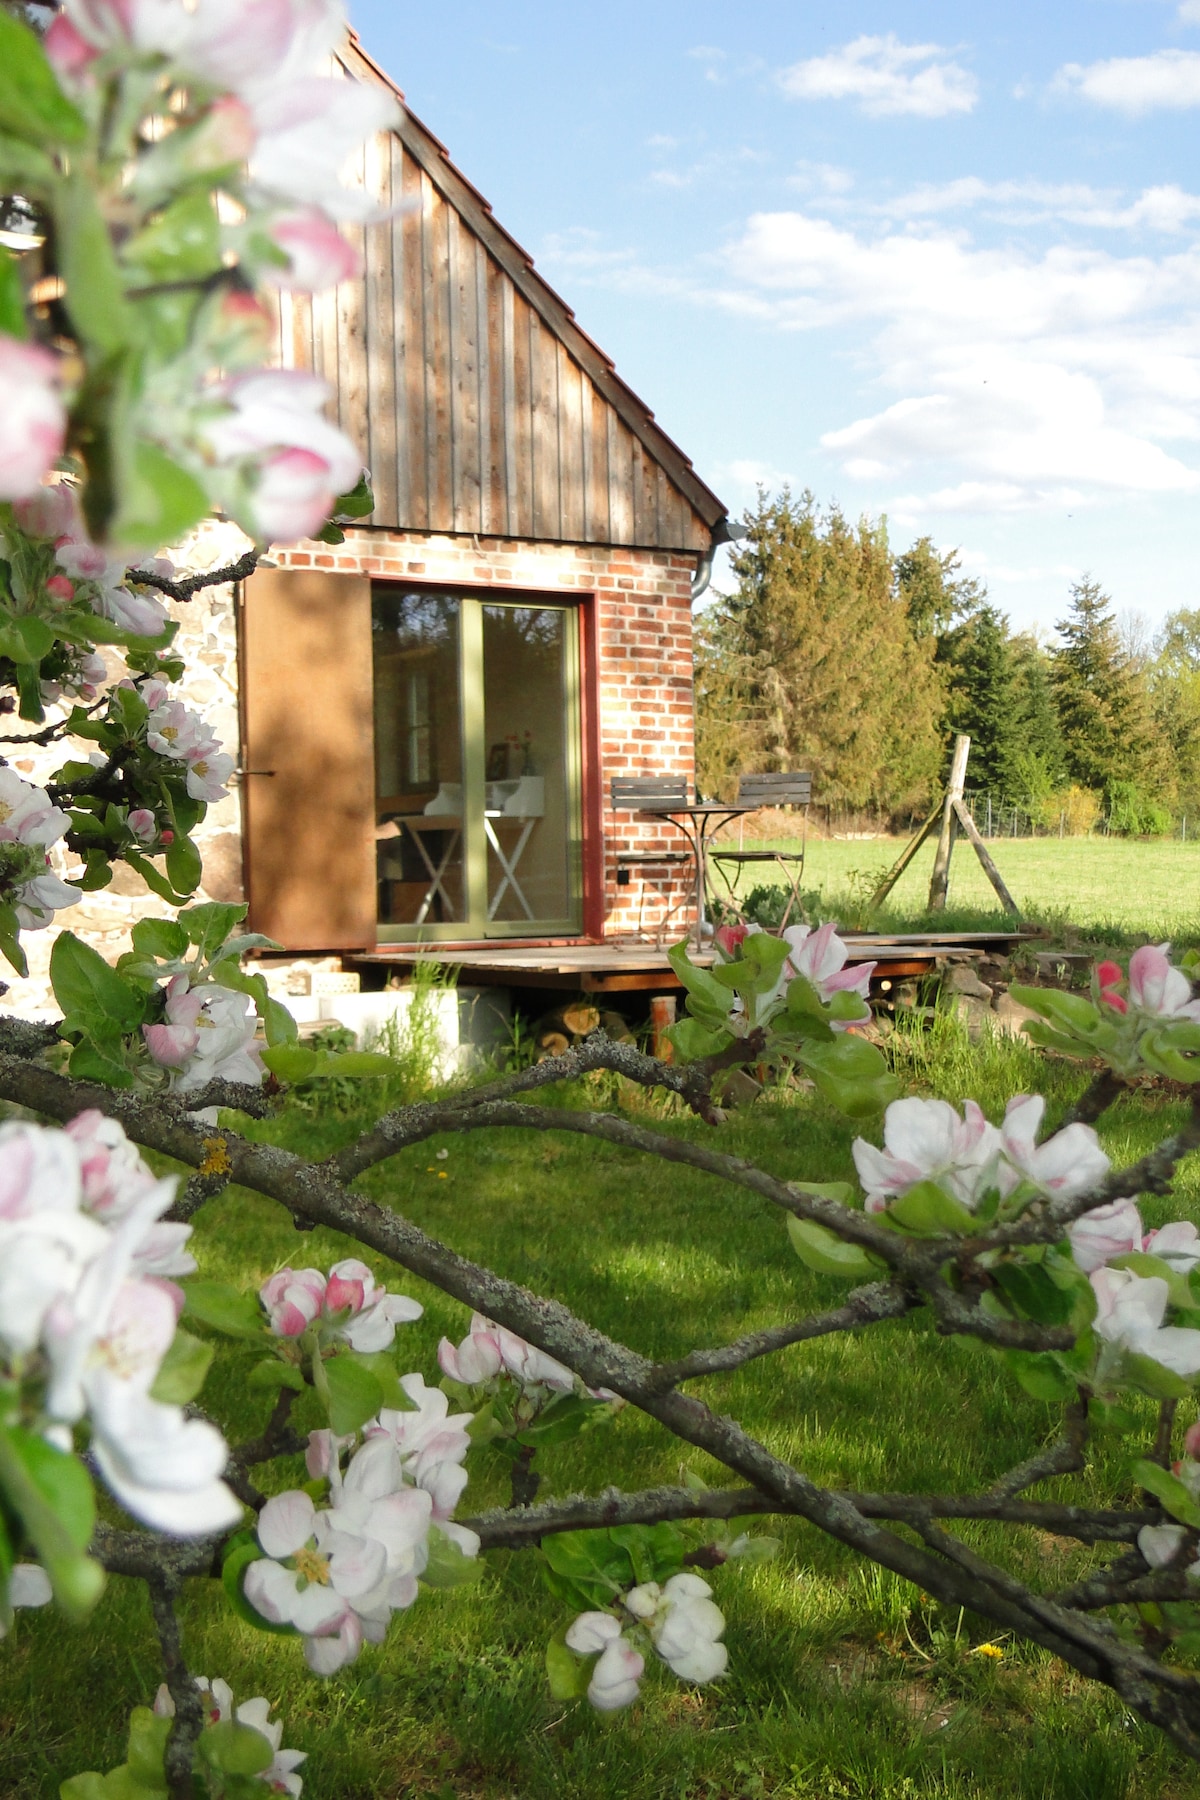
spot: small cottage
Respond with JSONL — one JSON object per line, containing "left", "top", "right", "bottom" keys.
{"left": 4, "top": 31, "right": 731, "bottom": 1010}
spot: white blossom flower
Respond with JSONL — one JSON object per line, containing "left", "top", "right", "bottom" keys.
{"left": 1143, "top": 1220, "right": 1200, "bottom": 1273}
{"left": 437, "top": 1312, "right": 578, "bottom": 1394}
{"left": 1129, "top": 944, "right": 1200, "bottom": 1021}
{"left": 1139, "top": 1523, "right": 1188, "bottom": 1569}
{"left": 1091, "top": 1267, "right": 1200, "bottom": 1377}
{"left": 626, "top": 1573, "right": 728, "bottom": 1684}
{"left": 155, "top": 1674, "right": 306, "bottom": 1797}
{"left": 1000, "top": 1095, "right": 1111, "bottom": 1204}
{"left": 564, "top": 1612, "right": 644, "bottom": 1711}
{"left": 1067, "top": 1199, "right": 1144, "bottom": 1274}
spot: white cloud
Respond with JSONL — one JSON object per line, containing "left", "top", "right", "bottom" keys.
{"left": 1053, "top": 49, "right": 1200, "bottom": 114}
{"left": 718, "top": 210, "right": 1200, "bottom": 513}
{"left": 1179, "top": 1, "right": 1200, "bottom": 23}
{"left": 778, "top": 34, "right": 978, "bottom": 119}
{"left": 881, "top": 177, "right": 1200, "bottom": 233}
{"left": 787, "top": 160, "right": 855, "bottom": 196}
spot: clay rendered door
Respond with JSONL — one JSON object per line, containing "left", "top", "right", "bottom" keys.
{"left": 373, "top": 589, "right": 582, "bottom": 940}
{"left": 239, "top": 569, "right": 377, "bottom": 949}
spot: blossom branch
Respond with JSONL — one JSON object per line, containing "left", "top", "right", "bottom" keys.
{"left": 127, "top": 548, "right": 263, "bottom": 602}
{"left": 648, "top": 1283, "right": 918, "bottom": 1389}
{"left": 146, "top": 1573, "right": 204, "bottom": 1800}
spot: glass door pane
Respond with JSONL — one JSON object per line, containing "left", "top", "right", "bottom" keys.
{"left": 373, "top": 590, "right": 466, "bottom": 926}
{"left": 481, "top": 604, "right": 573, "bottom": 926}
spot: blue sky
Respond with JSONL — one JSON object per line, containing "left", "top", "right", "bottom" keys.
{"left": 351, "top": 1, "right": 1200, "bottom": 635}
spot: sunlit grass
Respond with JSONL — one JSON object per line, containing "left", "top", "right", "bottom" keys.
{"left": 5, "top": 1025, "right": 1200, "bottom": 1797}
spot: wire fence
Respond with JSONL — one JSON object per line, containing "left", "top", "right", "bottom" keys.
{"left": 811, "top": 794, "right": 1198, "bottom": 842}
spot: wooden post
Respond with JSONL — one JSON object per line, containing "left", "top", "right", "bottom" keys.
{"left": 868, "top": 799, "right": 942, "bottom": 910}
{"left": 928, "top": 735, "right": 970, "bottom": 912}
{"left": 951, "top": 797, "right": 1020, "bottom": 914}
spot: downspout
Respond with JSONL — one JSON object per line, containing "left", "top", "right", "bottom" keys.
{"left": 691, "top": 515, "right": 745, "bottom": 604}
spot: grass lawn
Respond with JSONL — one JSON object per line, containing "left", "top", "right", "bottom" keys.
{"left": 6, "top": 1025, "right": 1200, "bottom": 1798}
{"left": 725, "top": 830, "right": 1200, "bottom": 942}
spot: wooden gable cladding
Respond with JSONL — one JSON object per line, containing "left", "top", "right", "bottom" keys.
{"left": 268, "top": 38, "right": 722, "bottom": 554}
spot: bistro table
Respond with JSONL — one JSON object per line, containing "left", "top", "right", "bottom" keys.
{"left": 636, "top": 800, "right": 757, "bottom": 948}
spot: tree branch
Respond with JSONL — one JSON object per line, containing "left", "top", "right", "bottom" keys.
{"left": 129, "top": 547, "right": 262, "bottom": 601}
{"left": 985, "top": 1393, "right": 1089, "bottom": 1500}
{"left": 146, "top": 1574, "right": 203, "bottom": 1800}
{"left": 648, "top": 1283, "right": 918, "bottom": 1389}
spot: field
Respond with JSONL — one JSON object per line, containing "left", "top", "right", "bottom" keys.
{"left": 726, "top": 829, "right": 1200, "bottom": 941}
{"left": 5, "top": 1022, "right": 1200, "bottom": 1800}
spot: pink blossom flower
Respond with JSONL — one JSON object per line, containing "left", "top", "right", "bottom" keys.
{"left": 143, "top": 1021, "right": 202, "bottom": 1069}
{"left": 0, "top": 769, "right": 70, "bottom": 847}
{"left": 261, "top": 1266, "right": 326, "bottom": 1337}
{"left": 269, "top": 208, "right": 361, "bottom": 290}
{"left": 714, "top": 924, "right": 750, "bottom": 959}
{"left": 0, "top": 339, "right": 65, "bottom": 500}
{"left": 753, "top": 921, "right": 876, "bottom": 1027}
{"left": 44, "top": 11, "right": 99, "bottom": 78}
{"left": 1000, "top": 1094, "right": 1111, "bottom": 1204}
{"left": 127, "top": 808, "right": 157, "bottom": 843}
{"left": 14, "top": 866, "right": 81, "bottom": 931}
{"left": 246, "top": 74, "right": 400, "bottom": 222}
{"left": 1066, "top": 1198, "right": 1143, "bottom": 1273}
{"left": 146, "top": 696, "right": 214, "bottom": 761}
{"left": 852, "top": 1097, "right": 1003, "bottom": 1214}
{"left": 1128, "top": 943, "right": 1200, "bottom": 1021}
{"left": 438, "top": 1311, "right": 578, "bottom": 1393}
{"left": 1096, "top": 959, "right": 1128, "bottom": 1013}
{"left": 12, "top": 482, "right": 79, "bottom": 540}
{"left": 201, "top": 371, "right": 362, "bottom": 542}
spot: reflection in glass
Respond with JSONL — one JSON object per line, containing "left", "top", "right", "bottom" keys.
{"left": 482, "top": 605, "right": 570, "bottom": 923}
{"left": 373, "top": 590, "right": 465, "bottom": 925}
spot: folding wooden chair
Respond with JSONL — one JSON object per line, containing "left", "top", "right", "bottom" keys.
{"left": 610, "top": 776, "right": 695, "bottom": 942}
{"left": 709, "top": 771, "right": 812, "bottom": 929}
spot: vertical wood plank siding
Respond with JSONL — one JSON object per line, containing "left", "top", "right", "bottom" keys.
{"left": 282, "top": 93, "right": 713, "bottom": 551}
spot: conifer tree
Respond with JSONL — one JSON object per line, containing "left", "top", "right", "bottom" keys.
{"left": 938, "top": 603, "right": 1021, "bottom": 793}
{"left": 1050, "top": 578, "right": 1161, "bottom": 795}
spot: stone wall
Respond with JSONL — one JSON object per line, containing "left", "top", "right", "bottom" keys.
{"left": 0, "top": 521, "right": 700, "bottom": 1019}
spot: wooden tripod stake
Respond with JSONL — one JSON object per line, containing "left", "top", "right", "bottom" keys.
{"left": 869, "top": 734, "right": 1019, "bottom": 915}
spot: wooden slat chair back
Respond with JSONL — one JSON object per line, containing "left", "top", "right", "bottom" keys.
{"left": 610, "top": 776, "right": 694, "bottom": 943}
{"left": 710, "top": 770, "right": 812, "bottom": 931}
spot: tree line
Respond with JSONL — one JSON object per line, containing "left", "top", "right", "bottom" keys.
{"left": 695, "top": 488, "right": 1200, "bottom": 834}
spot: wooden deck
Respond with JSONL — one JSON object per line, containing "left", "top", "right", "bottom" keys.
{"left": 351, "top": 931, "right": 1029, "bottom": 994}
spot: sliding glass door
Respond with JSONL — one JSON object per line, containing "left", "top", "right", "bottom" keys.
{"left": 372, "top": 589, "right": 582, "bottom": 939}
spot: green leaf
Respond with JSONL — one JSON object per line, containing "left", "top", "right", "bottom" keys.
{"left": 321, "top": 1354, "right": 384, "bottom": 1435}
{"left": 798, "top": 1034, "right": 899, "bottom": 1118}
{"left": 421, "top": 1525, "right": 484, "bottom": 1590}
{"left": 1140, "top": 1024, "right": 1200, "bottom": 1084}
{"left": 0, "top": 11, "right": 86, "bottom": 147}
{"left": 183, "top": 1280, "right": 264, "bottom": 1340}
{"left": 350, "top": 1351, "right": 410, "bottom": 1411}
{"left": 125, "top": 1710, "right": 171, "bottom": 1788}
{"left": 886, "top": 1179, "right": 978, "bottom": 1236}
{"left": 1124, "top": 1352, "right": 1195, "bottom": 1401}
{"left": 308, "top": 1051, "right": 395, "bottom": 1080}
{"left": 130, "top": 918, "right": 189, "bottom": 961}
{"left": 1109, "top": 1250, "right": 1196, "bottom": 1312}
{"left": 1004, "top": 1349, "right": 1076, "bottom": 1402}
{"left": 198, "top": 1721, "right": 272, "bottom": 1779}
{"left": 1132, "top": 1459, "right": 1200, "bottom": 1528}
{"left": 0, "top": 1426, "right": 103, "bottom": 1621}
{"left": 1008, "top": 984, "right": 1101, "bottom": 1038}
{"left": 51, "top": 932, "right": 145, "bottom": 1033}
{"left": 0, "top": 899, "right": 26, "bottom": 976}
{"left": 123, "top": 191, "right": 222, "bottom": 282}
{"left": 786, "top": 1215, "right": 880, "bottom": 1280}
{"left": 260, "top": 1044, "right": 318, "bottom": 1084}
{"left": 735, "top": 929, "right": 791, "bottom": 993}
{"left": 120, "top": 850, "right": 188, "bottom": 906}
{"left": 0, "top": 612, "right": 56, "bottom": 663}
{"left": 993, "top": 1261, "right": 1080, "bottom": 1326}
{"left": 148, "top": 1328, "right": 213, "bottom": 1405}
{"left": 164, "top": 832, "right": 203, "bottom": 896}
{"left": 666, "top": 940, "right": 737, "bottom": 1025}
{"left": 114, "top": 444, "right": 208, "bottom": 557}
{"left": 663, "top": 1017, "right": 732, "bottom": 1063}
{"left": 546, "top": 1629, "right": 590, "bottom": 1702}
{"left": 247, "top": 1358, "right": 306, "bottom": 1394}
{"left": 67, "top": 1041, "right": 133, "bottom": 1088}
{"left": 55, "top": 173, "right": 132, "bottom": 355}
{"left": 58, "top": 1775, "right": 113, "bottom": 1800}
{"left": 180, "top": 901, "right": 247, "bottom": 954}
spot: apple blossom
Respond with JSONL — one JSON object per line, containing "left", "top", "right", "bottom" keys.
{"left": 144, "top": 976, "right": 265, "bottom": 1091}
{"left": 55, "top": 539, "right": 171, "bottom": 637}
{"left": 154, "top": 1675, "right": 306, "bottom": 1797}
{"left": 565, "top": 1612, "right": 644, "bottom": 1711}
{"left": 781, "top": 921, "right": 875, "bottom": 1011}
{"left": 1143, "top": 1221, "right": 1200, "bottom": 1273}
{"left": 1129, "top": 944, "right": 1200, "bottom": 1021}
{"left": 438, "top": 1312, "right": 581, "bottom": 1394}
{"left": 0, "top": 1563, "right": 53, "bottom": 1638}
{"left": 127, "top": 809, "right": 158, "bottom": 843}
{"left": 184, "top": 746, "right": 236, "bottom": 803}
{"left": 1091, "top": 1268, "right": 1200, "bottom": 1377}
{"left": 199, "top": 370, "right": 362, "bottom": 543}
{"left": 260, "top": 1258, "right": 423, "bottom": 1349}
{"left": 269, "top": 208, "right": 361, "bottom": 290}
{"left": 65, "top": 1109, "right": 196, "bottom": 1277}
{"left": 0, "top": 338, "right": 66, "bottom": 500}
{"left": 245, "top": 75, "right": 401, "bottom": 223}
{"left": 852, "top": 1097, "right": 1003, "bottom": 1214}
{"left": 367, "top": 1373, "right": 478, "bottom": 1548}
{"left": 1000, "top": 1095, "right": 1112, "bottom": 1205}
{"left": 0, "top": 769, "right": 71, "bottom": 848}
{"left": 1096, "top": 959, "right": 1128, "bottom": 1014}
{"left": 14, "top": 867, "right": 83, "bottom": 931}
{"left": 1067, "top": 1199, "right": 1144, "bottom": 1274}
{"left": 626, "top": 1573, "right": 728, "bottom": 1684}
{"left": 245, "top": 1441, "right": 434, "bottom": 1673}
{"left": 11, "top": 481, "right": 80, "bottom": 541}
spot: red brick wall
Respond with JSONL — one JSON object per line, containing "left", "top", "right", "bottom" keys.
{"left": 272, "top": 527, "right": 699, "bottom": 939}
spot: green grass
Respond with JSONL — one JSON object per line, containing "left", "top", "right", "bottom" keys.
{"left": 6, "top": 1033, "right": 1200, "bottom": 1799}
{"left": 725, "top": 830, "right": 1200, "bottom": 944}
